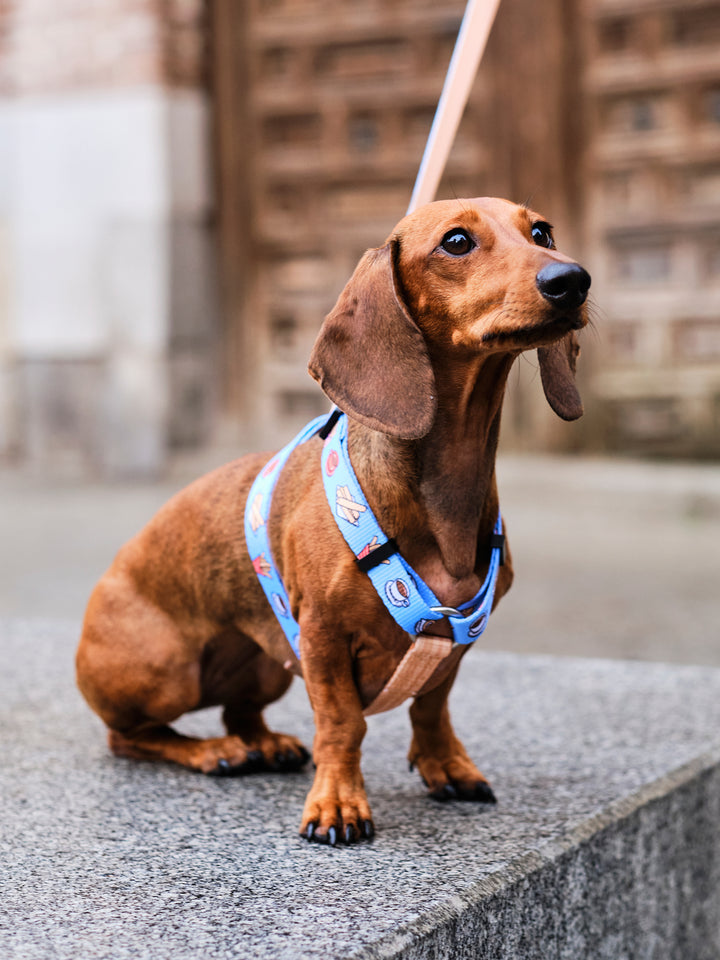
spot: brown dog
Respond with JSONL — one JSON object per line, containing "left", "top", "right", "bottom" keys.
{"left": 76, "top": 197, "right": 590, "bottom": 846}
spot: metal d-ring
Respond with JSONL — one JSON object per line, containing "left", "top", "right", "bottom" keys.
{"left": 430, "top": 605, "right": 464, "bottom": 619}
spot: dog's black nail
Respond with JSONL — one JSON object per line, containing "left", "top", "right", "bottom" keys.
{"left": 475, "top": 782, "right": 497, "bottom": 804}
{"left": 362, "top": 819, "right": 374, "bottom": 839}
{"left": 408, "top": 761, "right": 414, "bottom": 773}
{"left": 247, "top": 750, "right": 263, "bottom": 765}
{"left": 305, "top": 822, "right": 315, "bottom": 840}
{"left": 431, "top": 783, "right": 456, "bottom": 802}
{"left": 344, "top": 824, "right": 355, "bottom": 844}
{"left": 286, "top": 750, "right": 305, "bottom": 769}
{"left": 213, "top": 758, "right": 231, "bottom": 776}
{"left": 327, "top": 826, "right": 337, "bottom": 847}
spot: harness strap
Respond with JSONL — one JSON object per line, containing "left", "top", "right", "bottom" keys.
{"left": 321, "top": 412, "right": 503, "bottom": 646}
{"left": 244, "top": 413, "right": 329, "bottom": 659}
{"left": 363, "top": 634, "right": 456, "bottom": 716}
{"left": 245, "top": 409, "right": 503, "bottom": 715}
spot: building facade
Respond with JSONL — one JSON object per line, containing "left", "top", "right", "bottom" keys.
{"left": 584, "top": 0, "right": 720, "bottom": 456}
{"left": 214, "top": 0, "right": 586, "bottom": 452}
{"left": 1, "top": 0, "right": 719, "bottom": 475}
{"left": 0, "top": 0, "right": 218, "bottom": 476}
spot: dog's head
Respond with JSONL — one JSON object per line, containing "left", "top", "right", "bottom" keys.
{"left": 309, "top": 197, "right": 590, "bottom": 438}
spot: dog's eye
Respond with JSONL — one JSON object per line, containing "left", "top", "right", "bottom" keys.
{"left": 531, "top": 222, "right": 555, "bottom": 249}
{"left": 440, "top": 229, "right": 474, "bottom": 256}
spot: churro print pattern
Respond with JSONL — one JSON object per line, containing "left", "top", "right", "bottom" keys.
{"left": 356, "top": 536, "right": 389, "bottom": 565}
{"left": 335, "top": 484, "right": 367, "bottom": 525}
{"left": 248, "top": 494, "right": 265, "bottom": 533}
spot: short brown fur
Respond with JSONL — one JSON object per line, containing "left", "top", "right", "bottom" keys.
{"left": 77, "top": 198, "right": 589, "bottom": 844}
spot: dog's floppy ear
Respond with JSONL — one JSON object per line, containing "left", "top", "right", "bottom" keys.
{"left": 537, "top": 331, "right": 583, "bottom": 421}
{"left": 308, "top": 241, "right": 437, "bottom": 438}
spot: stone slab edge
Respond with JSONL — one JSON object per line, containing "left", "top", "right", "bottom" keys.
{"left": 348, "top": 744, "right": 720, "bottom": 960}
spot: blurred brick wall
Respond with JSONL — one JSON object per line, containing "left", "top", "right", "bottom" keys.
{"left": 0, "top": 0, "right": 206, "bottom": 94}
{"left": 212, "top": 0, "right": 587, "bottom": 453}
{"left": 210, "top": 0, "right": 720, "bottom": 459}
{"left": 0, "top": 0, "right": 218, "bottom": 477}
{"left": 583, "top": 0, "right": 720, "bottom": 457}
{"left": 3, "top": 0, "right": 719, "bottom": 470}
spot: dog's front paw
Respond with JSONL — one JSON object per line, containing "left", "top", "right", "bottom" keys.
{"left": 409, "top": 742, "right": 497, "bottom": 804}
{"left": 299, "top": 763, "right": 374, "bottom": 846}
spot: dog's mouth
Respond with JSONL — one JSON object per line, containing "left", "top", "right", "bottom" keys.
{"left": 481, "top": 310, "right": 586, "bottom": 348}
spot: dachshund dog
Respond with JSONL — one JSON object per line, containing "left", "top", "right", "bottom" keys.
{"left": 76, "top": 197, "right": 590, "bottom": 846}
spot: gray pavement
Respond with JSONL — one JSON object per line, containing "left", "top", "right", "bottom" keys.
{"left": 3, "top": 455, "right": 720, "bottom": 958}
{"left": 2, "top": 619, "right": 720, "bottom": 959}
{"left": 1, "top": 452, "right": 719, "bottom": 664}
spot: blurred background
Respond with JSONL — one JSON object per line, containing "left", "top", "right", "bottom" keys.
{"left": 0, "top": 0, "right": 719, "bottom": 663}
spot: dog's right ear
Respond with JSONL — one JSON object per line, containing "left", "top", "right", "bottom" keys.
{"left": 537, "top": 331, "right": 584, "bottom": 421}
{"left": 308, "top": 241, "right": 437, "bottom": 439}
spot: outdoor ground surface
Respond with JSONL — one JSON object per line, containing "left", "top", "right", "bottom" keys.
{"left": 3, "top": 451, "right": 720, "bottom": 959}
{"left": 3, "top": 619, "right": 720, "bottom": 960}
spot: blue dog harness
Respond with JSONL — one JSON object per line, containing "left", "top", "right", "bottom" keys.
{"left": 244, "top": 414, "right": 328, "bottom": 659}
{"left": 245, "top": 410, "right": 504, "bottom": 664}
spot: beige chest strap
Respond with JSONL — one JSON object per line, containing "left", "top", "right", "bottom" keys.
{"left": 363, "top": 634, "right": 457, "bottom": 716}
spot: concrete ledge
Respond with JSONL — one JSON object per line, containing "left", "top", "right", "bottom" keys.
{"left": 2, "top": 619, "right": 720, "bottom": 959}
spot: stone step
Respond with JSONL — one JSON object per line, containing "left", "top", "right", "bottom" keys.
{"left": 2, "top": 619, "right": 720, "bottom": 959}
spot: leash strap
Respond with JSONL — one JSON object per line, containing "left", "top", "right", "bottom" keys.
{"left": 320, "top": 413, "right": 503, "bottom": 645}
{"left": 408, "top": 0, "right": 502, "bottom": 213}
{"left": 244, "top": 414, "right": 328, "bottom": 659}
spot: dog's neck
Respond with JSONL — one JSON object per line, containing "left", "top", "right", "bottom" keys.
{"left": 348, "top": 352, "right": 515, "bottom": 603}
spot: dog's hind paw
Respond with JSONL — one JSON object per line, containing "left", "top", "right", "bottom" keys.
{"left": 207, "top": 751, "right": 265, "bottom": 777}
{"left": 237, "top": 731, "right": 310, "bottom": 773}
{"left": 270, "top": 744, "right": 311, "bottom": 772}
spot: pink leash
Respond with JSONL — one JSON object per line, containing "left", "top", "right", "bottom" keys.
{"left": 407, "top": 0, "right": 501, "bottom": 214}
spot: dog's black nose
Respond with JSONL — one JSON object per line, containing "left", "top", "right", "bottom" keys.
{"left": 536, "top": 262, "right": 591, "bottom": 309}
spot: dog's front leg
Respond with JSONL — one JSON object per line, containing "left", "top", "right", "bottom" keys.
{"left": 298, "top": 621, "right": 374, "bottom": 846}
{"left": 408, "top": 665, "right": 497, "bottom": 804}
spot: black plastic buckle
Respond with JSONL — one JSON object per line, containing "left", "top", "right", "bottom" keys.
{"left": 355, "top": 538, "right": 399, "bottom": 573}
{"left": 490, "top": 533, "right": 506, "bottom": 566}
{"left": 317, "top": 408, "right": 342, "bottom": 440}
